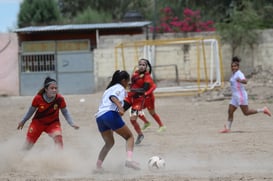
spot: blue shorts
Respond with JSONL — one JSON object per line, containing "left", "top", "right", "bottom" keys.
{"left": 96, "top": 111, "right": 125, "bottom": 132}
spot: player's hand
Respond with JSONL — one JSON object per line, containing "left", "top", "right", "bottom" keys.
{"left": 17, "top": 122, "right": 24, "bottom": 130}
{"left": 72, "top": 124, "right": 80, "bottom": 130}
{"left": 118, "top": 107, "right": 125, "bottom": 116}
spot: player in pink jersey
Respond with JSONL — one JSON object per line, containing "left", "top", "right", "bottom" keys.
{"left": 17, "top": 77, "right": 79, "bottom": 150}
{"left": 219, "top": 56, "right": 271, "bottom": 133}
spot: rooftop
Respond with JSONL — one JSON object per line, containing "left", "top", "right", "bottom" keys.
{"left": 14, "top": 21, "right": 151, "bottom": 33}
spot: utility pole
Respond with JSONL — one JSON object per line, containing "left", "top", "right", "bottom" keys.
{"left": 152, "top": 0, "right": 157, "bottom": 40}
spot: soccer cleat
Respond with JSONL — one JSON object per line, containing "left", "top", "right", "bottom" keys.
{"left": 263, "top": 107, "right": 272, "bottom": 116}
{"left": 157, "top": 126, "right": 167, "bottom": 133}
{"left": 125, "top": 160, "right": 141, "bottom": 170}
{"left": 219, "top": 125, "right": 230, "bottom": 133}
{"left": 135, "top": 134, "right": 144, "bottom": 145}
{"left": 142, "top": 122, "right": 151, "bottom": 130}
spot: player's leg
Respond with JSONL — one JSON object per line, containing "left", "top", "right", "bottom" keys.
{"left": 219, "top": 104, "right": 237, "bottom": 133}
{"left": 130, "top": 97, "right": 145, "bottom": 144}
{"left": 130, "top": 109, "right": 144, "bottom": 144}
{"left": 241, "top": 105, "right": 271, "bottom": 117}
{"left": 24, "top": 120, "right": 44, "bottom": 150}
{"left": 146, "top": 95, "right": 166, "bottom": 132}
{"left": 95, "top": 112, "right": 116, "bottom": 169}
{"left": 97, "top": 130, "right": 114, "bottom": 169}
{"left": 240, "top": 105, "right": 258, "bottom": 115}
{"left": 46, "top": 121, "right": 63, "bottom": 149}
{"left": 227, "top": 104, "right": 237, "bottom": 129}
{"left": 138, "top": 110, "right": 151, "bottom": 130}
{"left": 115, "top": 124, "right": 140, "bottom": 170}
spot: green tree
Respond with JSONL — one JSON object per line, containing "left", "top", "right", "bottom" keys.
{"left": 18, "top": 0, "right": 61, "bottom": 27}
{"left": 58, "top": 0, "right": 150, "bottom": 23}
{"left": 216, "top": 1, "right": 262, "bottom": 56}
{"left": 74, "top": 7, "right": 112, "bottom": 24}
{"left": 88, "top": 0, "right": 149, "bottom": 21}
{"left": 58, "top": 0, "right": 90, "bottom": 20}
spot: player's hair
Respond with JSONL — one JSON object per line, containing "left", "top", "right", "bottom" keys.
{"left": 106, "top": 70, "right": 130, "bottom": 89}
{"left": 37, "top": 76, "right": 57, "bottom": 95}
{"left": 139, "top": 58, "right": 152, "bottom": 74}
{"left": 232, "top": 56, "right": 241, "bottom": 66}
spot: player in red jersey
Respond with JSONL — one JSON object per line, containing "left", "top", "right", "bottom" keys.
{"left": 17, "top": 77, "right": 79, "bottom": 150}
{"left": 124, "top": 58, "right": 166, "bottom": 145}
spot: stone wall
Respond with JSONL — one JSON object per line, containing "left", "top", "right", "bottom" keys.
{"left": 94, "top": 29, "right": 273, "bottom": 91}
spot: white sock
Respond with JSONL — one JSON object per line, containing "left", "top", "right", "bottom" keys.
{"left": 226, "top": 120, "right": 232, "bottom": 130}
{"left": 257, "top": 108, "right": 264, "bottom": 113}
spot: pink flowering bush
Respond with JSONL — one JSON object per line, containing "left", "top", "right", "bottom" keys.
{"left": 151, "top": 7, "right": 215, "bottom": 33}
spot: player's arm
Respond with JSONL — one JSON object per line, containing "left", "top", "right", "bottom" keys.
{"left": 130, "top": 88, "right": 145, "bottom": 93}
{"left": 144, "top": 82, "right": 156, "bottom": 96}
{"left": 143, "top": 75, "right": 156, "bottom": 96}
{"left": 17, "top": 106, "right": 36, "bottom": 130}
{"left": 237, "top": 78, "right": 247, "bottom": 84}
{"left": 110, "top": 95, "right": 124, "bottom": 116}
{"left": 61, "top": 108, "right": 79, "bottom": 129}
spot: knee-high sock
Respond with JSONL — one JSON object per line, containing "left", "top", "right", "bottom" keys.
{"left": 138, "top": 114, "right": 149, "bottom": 124}
{"left": 127, "top": 150, "right": 133, "bottom": 161}
{"left": 130, "top": 119, "right": 142, "bottom": 134}
{"left": 53, "top": 135, "right": 63, "bottom": 149}
{"left": 152, "top": 113, "right": 163, "bottom": 127}
{"left": 96, "top": 160, "right": 103, "bottom": 168}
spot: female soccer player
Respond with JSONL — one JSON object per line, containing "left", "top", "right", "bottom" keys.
{"left": 219, "top": 56, "right": 271, "bottom": 133}
{"left": 95, "top": 70, "right": 140, "bottom": 170}
{"left": 124, "top": 58, "right": 166, "bottom": 145}
{"left": 17, "top": 77, "right": 79, "bottom": 150}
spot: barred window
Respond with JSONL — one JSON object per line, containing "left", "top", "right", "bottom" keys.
{"left": 21, "top": 54, "right": 55, "bottom": 72}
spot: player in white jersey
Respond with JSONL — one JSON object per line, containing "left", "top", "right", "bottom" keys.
{"left": 219, "top": 56, "right": 271, "bottom": 133}
{"left": 95, "top": 70, "right": 140, "bottom": 171}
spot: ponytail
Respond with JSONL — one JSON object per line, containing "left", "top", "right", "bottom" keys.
{"left": 106, "top": 70, "right": 130, "bottom": 89}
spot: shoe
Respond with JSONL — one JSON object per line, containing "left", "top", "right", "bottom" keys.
{"left": 135, "top": 134, "right": 144, "bottom": 145}
{"left": 157, "top": 126, "right": 166, "bottom": 133}
{"left": 93, "top": 167, "right": 105, "bottom": 174}
{"left": 263, "top": 107, "right": 272, "bottom": 116}
{"left": 125, "top": 160, "right": 140, "bottom": 170}
{"left": 219, "top": 125, "right": 230, "bottom": 133}
{"left": 142, "top": 122, "right": 151, "bottom": 130}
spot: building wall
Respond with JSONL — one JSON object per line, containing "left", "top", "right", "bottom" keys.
{"left": 94, "top": 30, "right": 273, "bottom": 90}
{"left": 1, "top": 30, "right": 273, "bottom": 95}
{"left": 0, "top": 33, "right": 19, "bottom": 96}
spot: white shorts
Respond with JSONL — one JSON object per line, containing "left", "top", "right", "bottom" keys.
{"left": 230, "top": 93, "right": 248, "bottom": 107}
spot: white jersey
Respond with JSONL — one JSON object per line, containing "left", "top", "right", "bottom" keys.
{"left": 95, "top": 84, "right": 126, "bottom": 118}
{"left": 229, "top": 70, "right": 248, "bottom": 106}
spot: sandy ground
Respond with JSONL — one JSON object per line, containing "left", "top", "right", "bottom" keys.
{"left": 0, "top": 82, "right": 273, "bottom": 181}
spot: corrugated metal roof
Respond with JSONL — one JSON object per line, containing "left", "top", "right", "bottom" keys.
{"left": 14, "top": 21, "right": 151, "bottom": 33}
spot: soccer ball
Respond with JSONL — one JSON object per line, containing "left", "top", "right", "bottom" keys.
{"left": 147, "top": 156, "right": 166, "bottom": 171}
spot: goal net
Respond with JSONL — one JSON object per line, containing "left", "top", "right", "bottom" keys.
{"left": 114, "top": 36, "right": 224, "bottom": 96}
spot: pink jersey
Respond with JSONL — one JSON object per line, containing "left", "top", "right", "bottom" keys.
{"left": 229, "top": 70, "right": 248, "bottom": 106}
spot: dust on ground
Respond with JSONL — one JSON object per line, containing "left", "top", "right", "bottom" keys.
{"left": 0, "top": 73, "right": 273, "bottom": 181}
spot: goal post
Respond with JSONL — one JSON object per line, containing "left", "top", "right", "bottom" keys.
{"left": 114, "top": 36, "right": 224, "bottom": 96}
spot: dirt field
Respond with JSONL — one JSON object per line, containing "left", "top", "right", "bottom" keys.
{"left": 0, "top": 81, "right": 273, "bottom": 181}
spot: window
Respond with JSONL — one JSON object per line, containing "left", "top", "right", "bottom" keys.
{"left": 21, "top": 54, "right": 55, "bottom": 72}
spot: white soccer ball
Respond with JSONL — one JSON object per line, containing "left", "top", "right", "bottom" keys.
{"left": 147, "top": 156, "right": 166, "bottom": 171}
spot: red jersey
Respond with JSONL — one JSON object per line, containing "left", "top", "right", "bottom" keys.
{"left": 129, "top": 71, "right": 156, "bottom": 97}
{"left": 32, "top": 93, "right": 66, "bottom": 125}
